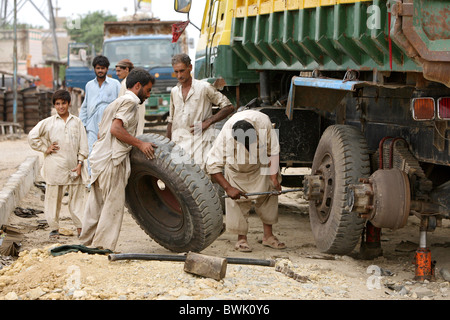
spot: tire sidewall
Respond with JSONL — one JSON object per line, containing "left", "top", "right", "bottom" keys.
{"left": 125, "top": 133, "right": 223, "bottom": 253}
{"left": 126, "top": 153, "right": 195, "bottom": 249}
{"left": 309, "top": 125, "right": 369, "bottom": 254}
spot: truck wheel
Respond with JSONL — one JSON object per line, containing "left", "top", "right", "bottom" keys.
{"left": 309, "top": 125, "right": 370, "bottom": 254}
{"left": 125, "top": 133, "right": 224, "bottom": 253}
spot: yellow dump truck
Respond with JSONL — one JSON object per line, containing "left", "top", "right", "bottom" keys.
{"left": 152, "top": 0, "right": 450, "bottom": 280}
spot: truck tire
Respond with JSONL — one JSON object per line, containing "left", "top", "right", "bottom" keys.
{"left": 309, "top": 125, "right": 370, "bottom": 254}
{"left": 125, "top": 133, "right": 224, "bottom": 253}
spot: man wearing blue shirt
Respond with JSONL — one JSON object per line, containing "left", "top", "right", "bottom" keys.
{"left": 79, "top": 56, "right": 121, "bottom": 155}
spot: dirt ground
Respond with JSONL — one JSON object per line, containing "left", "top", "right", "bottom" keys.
{"left": 1, "top": 135, "right": 450, "bottom": 304}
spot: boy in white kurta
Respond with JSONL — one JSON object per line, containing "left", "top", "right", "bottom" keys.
{"left": 79, "top": 68, "right": 157, "bottom": 252}
{"left": 206, "top": 109, "right": 286, "bottom": 252}
{"left": 28, "top": 89, "right": 88, "bottom": 239}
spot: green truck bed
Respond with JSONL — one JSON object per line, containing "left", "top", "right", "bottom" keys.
{"left": 229, "top": 0, "right": 450, "bottom": 87}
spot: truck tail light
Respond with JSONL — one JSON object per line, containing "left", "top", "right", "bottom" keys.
{"left": 411, "top": 98, "right": 435, "bottom": 120}
{"left": 437, "top": 97, "right": 450, "bottom": 120}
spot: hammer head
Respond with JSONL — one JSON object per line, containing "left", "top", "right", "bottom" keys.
{"left": 183, "top": 252, "right": 227, "bottom": 281}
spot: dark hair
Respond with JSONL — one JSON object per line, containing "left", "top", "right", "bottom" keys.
{"left": 92, "top": 55, "right": 110, "bottom": 68}
{"left": 171, "top": 53, "right": 191, "bottom": 66}
{"left": 232, "top": 120, "right": 257, "bottom": 149}
{"left": 52, "top": 89, "right": 71, "bottom": 105}
{"left": 126, "top": 68, "right": 156, "bottom": 89}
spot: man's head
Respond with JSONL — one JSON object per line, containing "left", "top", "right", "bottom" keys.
{"left": 126, "top": 68, "right": 156, "bottom": 104}
{"left": 92, "top": 55, "right": 110, "bottom": 80}
{"left": 171, "top": 53, "right": 192, "bottom": 85}
{"left": 232, "top": 120, "right": 257, "bottom": 151}
{"left": 52, "top": 89, "right": 71, "bottom": 118}
{"left": 115, "top": 59, "right": 134, "bottom": 80}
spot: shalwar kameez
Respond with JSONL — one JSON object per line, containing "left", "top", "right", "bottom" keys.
{"left": 79, "top": 90, "right": 141, "bottom": 251}
{"left": 168, "top": 79, "right": 231, "bottom": 168}
{"left": 206, "top": 110, "right": 281, "bottom": 236}
{"left": 28, "top": 113, "right": 88, "bottom": 232}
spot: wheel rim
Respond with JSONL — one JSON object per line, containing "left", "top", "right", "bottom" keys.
{"left": 150, "top": 176, "right": 183, "bottom": 215}
{"left": 134, "top": 172, "right": 184, "bottom": 230}
{"left": 312, "top": 153, "right": 335, "bottom": 224}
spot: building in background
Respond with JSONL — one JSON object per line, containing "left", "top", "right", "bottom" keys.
{"left": 0, "top": 28, "right": 43, "bottom": 72}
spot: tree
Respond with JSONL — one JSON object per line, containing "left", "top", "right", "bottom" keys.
{"left": 1, "top": 22, "right": 42, "bottom": 29}
{"left": 66, "top": 11, "right": 117, "bottom": 53}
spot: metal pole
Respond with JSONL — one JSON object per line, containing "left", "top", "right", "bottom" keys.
{"left": 222, "top": 188, "right": 303, "bottom": 198}
{"left": 27, "top": 0, "right": 50, "bottom": 23}
{"left": 47, "top": 0, "right": 59, "bottom": 61}
{"left": 0, "top": 0, "right": 6, "bottom": 26}
{"left": 13, "top": 0, "right": 17, "bottom": 123}
{"left": 108, "top": 253, "right": 276, "bottom": 267}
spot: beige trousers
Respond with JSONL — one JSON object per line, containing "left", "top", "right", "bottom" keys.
{"left": 44, "top": 184, "right": 85, "bottom": 231}
{"left": 79, "top": 160, "right": 127, "bottom": 251}
{"left": 225, "top": 194, "right": 278, "bottom": 235}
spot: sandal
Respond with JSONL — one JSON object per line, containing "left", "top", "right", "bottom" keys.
{"left": 49, "top": 230, "right": 60, "bottom": 240}
{"left": 234, "top": 239, "right": 252, "bottom": 252}
{"left": 262, "top": 236, "right": 286, "bottom": 249}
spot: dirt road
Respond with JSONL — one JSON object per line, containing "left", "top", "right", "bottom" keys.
{"left": 0, "top": 136, "right": 449, "bottom": 302}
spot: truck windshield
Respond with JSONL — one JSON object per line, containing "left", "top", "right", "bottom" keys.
{"left": 103, "top": 39, "right": 180, "bottom": 68}
{"left": 68, "top": 44, "right": 94, "bottom": 68}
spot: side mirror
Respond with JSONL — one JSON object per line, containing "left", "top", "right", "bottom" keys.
{"left": 174, "top": 0, "right": 192, "bottom": 13}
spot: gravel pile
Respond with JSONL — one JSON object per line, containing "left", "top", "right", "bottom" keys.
{"left": 0, "top": 244, "right": 350, "bottom": 300}
{"left": 1, "top": 244, "right": 448, "bottom": 301}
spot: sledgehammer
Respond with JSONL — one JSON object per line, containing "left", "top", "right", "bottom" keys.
{"left": 108, "top": 252, "right": 276, "bottom": 281}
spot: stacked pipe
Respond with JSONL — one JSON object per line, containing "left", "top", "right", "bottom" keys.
{"left": 22, "top": 87, "right": 40, "bottom": 133}
{"left": 38, "top": 90, "right": 53, "bottom": 120}
{"left": 0, "top": 89, "right": 4, "bottom": 121}
{"left": 5, "top": 90, "right": 24, "bottom": 129}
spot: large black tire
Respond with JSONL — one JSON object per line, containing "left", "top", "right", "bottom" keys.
{"left": 309, "top": 125, "right": 370, "bottom": 254}
{"left": 125, "top": 133, "right": 224, "bottom": 253}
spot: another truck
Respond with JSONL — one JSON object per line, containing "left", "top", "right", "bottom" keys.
{"left": 65, "top": 18, "right": 188, "bottom": 122}
{"left": 102, "top": 19, "right": 188, "bottom": 122}
{"left": 65, "top": 42, "right": 96, "bottom": 89}
{"left": 168, "top": 0, "right": 450, "bottom": 278}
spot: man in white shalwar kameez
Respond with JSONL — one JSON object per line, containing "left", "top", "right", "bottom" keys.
{"left": 206, "top": 109, "right": 286, "bottom": 252}
{"left": 28, "top": 89, "right": 89, "bottom": 239}
{"left": 166, "top": 53, "right": 234, "bottom": 169}
{"left": 79, "top": 68, "right": 157, "bottom": 251}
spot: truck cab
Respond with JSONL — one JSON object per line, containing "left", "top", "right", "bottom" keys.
{"left": 103, "top": 20, "right": 188, "bottom": 122}
{"left": 103, "top": 34, "right": 181, "bottom": 122}
{"left": 65, "top": 43, "right": 95, "bottom": 90}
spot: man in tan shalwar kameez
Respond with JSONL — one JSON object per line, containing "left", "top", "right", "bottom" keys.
{"left": 206, "top": 109, "right": 286, "bottom": 252}
{"left": 166, "top": 53, "right": 234, "bottom": 169}
{"left": 116, "top": 59, "right": 146, "bottom": 136}
{"left": 79, "top": 68, "right": 157, "bottom": 251}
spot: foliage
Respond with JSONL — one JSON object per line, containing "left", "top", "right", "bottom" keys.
{"left": 66, "top": 11, "right": 117, "bottom": 53}
{"left": 1, "top": 22, "right": 42, "bottom": 30}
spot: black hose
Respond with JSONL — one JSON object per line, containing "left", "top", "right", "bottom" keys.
{"left": 109, "top": 253, "right": 185, "bottom": 262}
{"left": 108, "top": 253, "right": 275, "bottom": 267}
